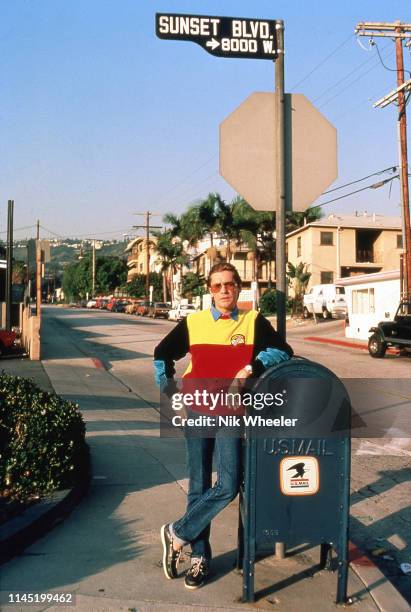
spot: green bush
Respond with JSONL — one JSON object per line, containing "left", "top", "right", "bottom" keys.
{"left": 259, "top": 289, "right": 277, "bottom": 314}
{"left": 0, "top": 374, "right": 87, "bottom": 499}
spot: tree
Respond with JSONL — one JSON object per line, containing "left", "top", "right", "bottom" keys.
{"left": 62, "top": 255, "right": 127, "bottom": 301}
{"left": 286, "top": 262, "right": 311, "bottom": 317}
{"left": 182, "top": 272, "right": 206, "bottom": 299}
{"left": 12, "top": 261, "right": 26, "bottom": 284}
{"left": 125, "top": 272, "right": 163, "bottom": 301}
{"left": 286, "top": 206, "right": 323, "bottom": 234}
{"left": 152, "top": 229, "right": 188, "bottom": 303}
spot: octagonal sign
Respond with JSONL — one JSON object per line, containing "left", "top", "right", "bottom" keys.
{"left": 220, "top": 92, "right": 337, "bottom": 211}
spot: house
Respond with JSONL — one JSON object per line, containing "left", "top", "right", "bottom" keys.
{"left": 337, "top": 270, "right": 400, "bottom": 341}
{"left": 189, "top": 235, "right": 274, "bottom": 291}
{"left": 124, "top": 236, "right": 160, "bottom": 283}
{"left": 286, "top": 212, "right": 403, "bottom": 290}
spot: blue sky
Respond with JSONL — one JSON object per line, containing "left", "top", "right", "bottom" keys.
{"left": 0, "top": 1, "right": 409, "bottom": 240}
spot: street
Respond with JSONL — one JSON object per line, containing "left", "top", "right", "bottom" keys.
{"left": 1, "top": 306, "right": 410, "bottom": 610}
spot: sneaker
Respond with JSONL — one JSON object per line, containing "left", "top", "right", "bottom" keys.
{"left": 161, "top": 523, "right": 181, "bottom": 579}
{"left": 184, "top": 557, "right": 209, "bottom": 589}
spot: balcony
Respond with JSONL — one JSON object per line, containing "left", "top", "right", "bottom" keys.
{"left": 356, "top": 250, "right": 382, "bottom": 264}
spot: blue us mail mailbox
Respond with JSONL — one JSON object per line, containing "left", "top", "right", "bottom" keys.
{"left": 237, "top": 358, "right": 351, "bottom": 603}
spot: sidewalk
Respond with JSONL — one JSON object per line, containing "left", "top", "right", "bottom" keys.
{"left": 0, "top": 314, "right": 409, "bottom": 611}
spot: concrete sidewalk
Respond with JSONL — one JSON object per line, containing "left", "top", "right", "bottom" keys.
{"left": 0, "top": 315, "right": 408, "bottom": 611}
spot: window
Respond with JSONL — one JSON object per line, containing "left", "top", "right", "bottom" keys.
{"left": 320, "top": 271, "right": 333, "bottom": 284}
{"left": 352, "top": 288, "right": 375, "bottom": 314}
{"left": 397, "top": 234, "right": 403, "bottom": 249}
{"left": 297, "top": 237, "right": 301, "bottom": 257}
{"left": 320, "top": 231, "right": 333, "bottom": 246}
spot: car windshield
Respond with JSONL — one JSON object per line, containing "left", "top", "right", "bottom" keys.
{"left": 181, "top": 305, "right": 195, "bottom": 310}
{"left": 155, "top": 303, "right": 168, "bottom": 308}
{"left": 336, "top": 287, "right": 345, "bottom": 295}
{"left": 396, "top": 301, "right": 411, "bottom": 317}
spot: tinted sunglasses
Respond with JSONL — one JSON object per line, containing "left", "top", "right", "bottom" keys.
{"left": 210, "top": 281, "right": 238, "bottom": 293}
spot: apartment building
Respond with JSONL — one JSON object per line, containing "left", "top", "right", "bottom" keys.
{"left": 286, "top": 212, "right": 403, "bottom": 289}
{"left": 124, "top": 236, "right": 160, "bottom": 282}
{"left": 190, "top": 235, "right": 273, "bottom": 290}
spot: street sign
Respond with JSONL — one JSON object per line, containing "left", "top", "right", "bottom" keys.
{"left": 220, "top": 93, "right": 337, "bottom": 212}
{"left": 156, "top": 13, "right": 278, "bottom": 60}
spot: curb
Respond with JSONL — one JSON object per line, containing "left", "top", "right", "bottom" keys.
{"left": 0, "top": 465, "right": 90, "bottom": 565}
{"left": 304, "top": 336, "right": 399, "bottom": 355}
{"left": 349, "top": 542, "right": 410, "bottom": 611}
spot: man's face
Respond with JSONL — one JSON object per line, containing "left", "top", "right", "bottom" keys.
{"left": 209, "top": 270, "right": 240, "bottom": 313}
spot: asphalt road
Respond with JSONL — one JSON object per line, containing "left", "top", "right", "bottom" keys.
{"left": 45, "top": 306, "right": 411, "bottom": 456}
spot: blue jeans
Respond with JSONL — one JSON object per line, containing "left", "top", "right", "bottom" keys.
{"left": 172, "top": 432, "right": 241, "bottom": 560}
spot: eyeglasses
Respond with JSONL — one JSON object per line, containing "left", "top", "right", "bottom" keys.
{"left": 210, "top": 281, "right": 238, "bottom": 293}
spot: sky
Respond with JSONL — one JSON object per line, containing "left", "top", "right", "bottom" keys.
{"left": 0, "top": 0, "right": 410, "bottom": 241}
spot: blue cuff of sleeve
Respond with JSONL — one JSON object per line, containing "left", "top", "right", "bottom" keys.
{"left": 256, "top": 348, "right": 290, "bottom": 370}
{"left": 154, "top": 359, "right": 168, "bottom": 391}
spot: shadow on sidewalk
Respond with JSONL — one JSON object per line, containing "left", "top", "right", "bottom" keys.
{"left": 350, "top": 465, "right": 411, "bottom": 604}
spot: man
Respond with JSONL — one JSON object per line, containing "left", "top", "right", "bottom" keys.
{"left": 154, "top": 262, "right": 293, "bottom": 589}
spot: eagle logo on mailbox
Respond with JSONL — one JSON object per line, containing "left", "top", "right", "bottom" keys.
{"left": 280, "top": 457, "right": 319, "bottom": 496}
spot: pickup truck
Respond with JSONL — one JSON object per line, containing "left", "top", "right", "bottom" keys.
{"left": 368, "top": 299, "right": 411, "bottom": 358}
{"left": 168, "top": 303, "right": 197, "bottom": 322}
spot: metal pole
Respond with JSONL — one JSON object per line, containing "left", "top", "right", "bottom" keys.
{"left": 6, "top": 200, "right": 14, "bottom": 331}
{"left": 36, "top": 219, "right": 41, "bottom": 319}
{"left": 395, "top": 29, "right": 411, "bottom": 299}
{"left": 275, "top": 21, "right": 286, "bottom": 341}
{"left": 274, "top": 21, "right": 286, "bottom": 561}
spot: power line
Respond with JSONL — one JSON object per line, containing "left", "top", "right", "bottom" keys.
{"left": 312, "top": 175, "right": 398, "bottom": 209}
{"left": 312, "top": 41, "right": 391, "bottom": 104}
{"left": 322, "top": 165, "right": 397, "bottom": 194}
{"left": 289, "top": 33, "right": 354, "bottom": 91}
{"left": 156, "top": 153, "right": 217, "bottom": 204}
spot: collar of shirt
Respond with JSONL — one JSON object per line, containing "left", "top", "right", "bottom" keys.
{"left": 211, "top": 305, "right": 239, "bottom": 321}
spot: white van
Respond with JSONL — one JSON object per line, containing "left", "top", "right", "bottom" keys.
{"left": 303, "top": 284, "right": 347, "bottom": 319}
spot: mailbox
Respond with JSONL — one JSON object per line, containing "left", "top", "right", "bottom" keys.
{"left": 237, "top": 358, "right": 351, "bottom": 603}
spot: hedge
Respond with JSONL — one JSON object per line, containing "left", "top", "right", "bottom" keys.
{"left": 0, "top": 374, "right": 87, "bottom": 499}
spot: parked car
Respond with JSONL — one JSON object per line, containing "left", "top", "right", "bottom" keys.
{"left": 106, "top": 299, "right": 117, "bottom": 311}
{"left": 136, "top": 300, "right": 151, "bottom": 316}
{"left": 86, "top": 299, "right": 97, "bottom": 308}
{"left": 168, "top": 303, "right": 197, "bottom": 322}
{"left": 148, "top": 302, "right": 171, "bottom": 319}
{"left": 125, "top": 300, "right": 140, "bottom": 314}
{"left": 368, "top": 299, "right": 411, "bottom": 358}
{"left": 303, "top": 284, "right": 347, "bottom": 319}
{"left": 95, "top": 298, "right": 109, "bottom": 309}
{"left": 111, "top": 300, "right": 131, "bottom": 313}
{"left": 0, "top": 329, "right": 17, "bottom": 356}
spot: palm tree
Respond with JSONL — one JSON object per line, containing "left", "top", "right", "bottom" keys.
{"left": 286, "top": 206, "right": 323, "bottom": 234}
{"left": 152, "top": 229, "right": 188, "bottom": 303}
{"left": 286, "top": 262, "right": 311, "bottom": 317}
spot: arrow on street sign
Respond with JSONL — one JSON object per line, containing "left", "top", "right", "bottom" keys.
{"left": 156, "top": 13, "right": 279, "bottom": 60}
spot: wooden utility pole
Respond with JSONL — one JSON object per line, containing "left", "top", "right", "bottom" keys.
{"left": 92, "top": 239, "right": 96, "bottom": 297}
{"left": 36, "top": 219, "right": 41, "bottom": 318}
{"left": 356, "top": 21, "right": 411, "bottom": 299}
{"left": 5, "top": 200, "right": 14, "bottom": 331}
{"left": 133, "top": 212, "right": 162, "bottom": 300}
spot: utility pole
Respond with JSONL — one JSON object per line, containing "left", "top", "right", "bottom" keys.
{"left": 92, "top": 239, "right": 96, "bottom": 298}
{"left": 274, "top": 20, "right": 286, "bottom": 341}
{"left": 133, "top": 212, "right": 162, "bottom": 300}
{"left": 356, "top": 21, "right": 411, "bottom": 299}
{"left": 5, "top": 200, "right": 14, "bottom": 331}
{"left": 36, "top": 219, "right": 41, "bottom": 318}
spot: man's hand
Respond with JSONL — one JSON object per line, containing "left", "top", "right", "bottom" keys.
{"left": 235, "top": 366, "right": 252, "bottom": 379}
